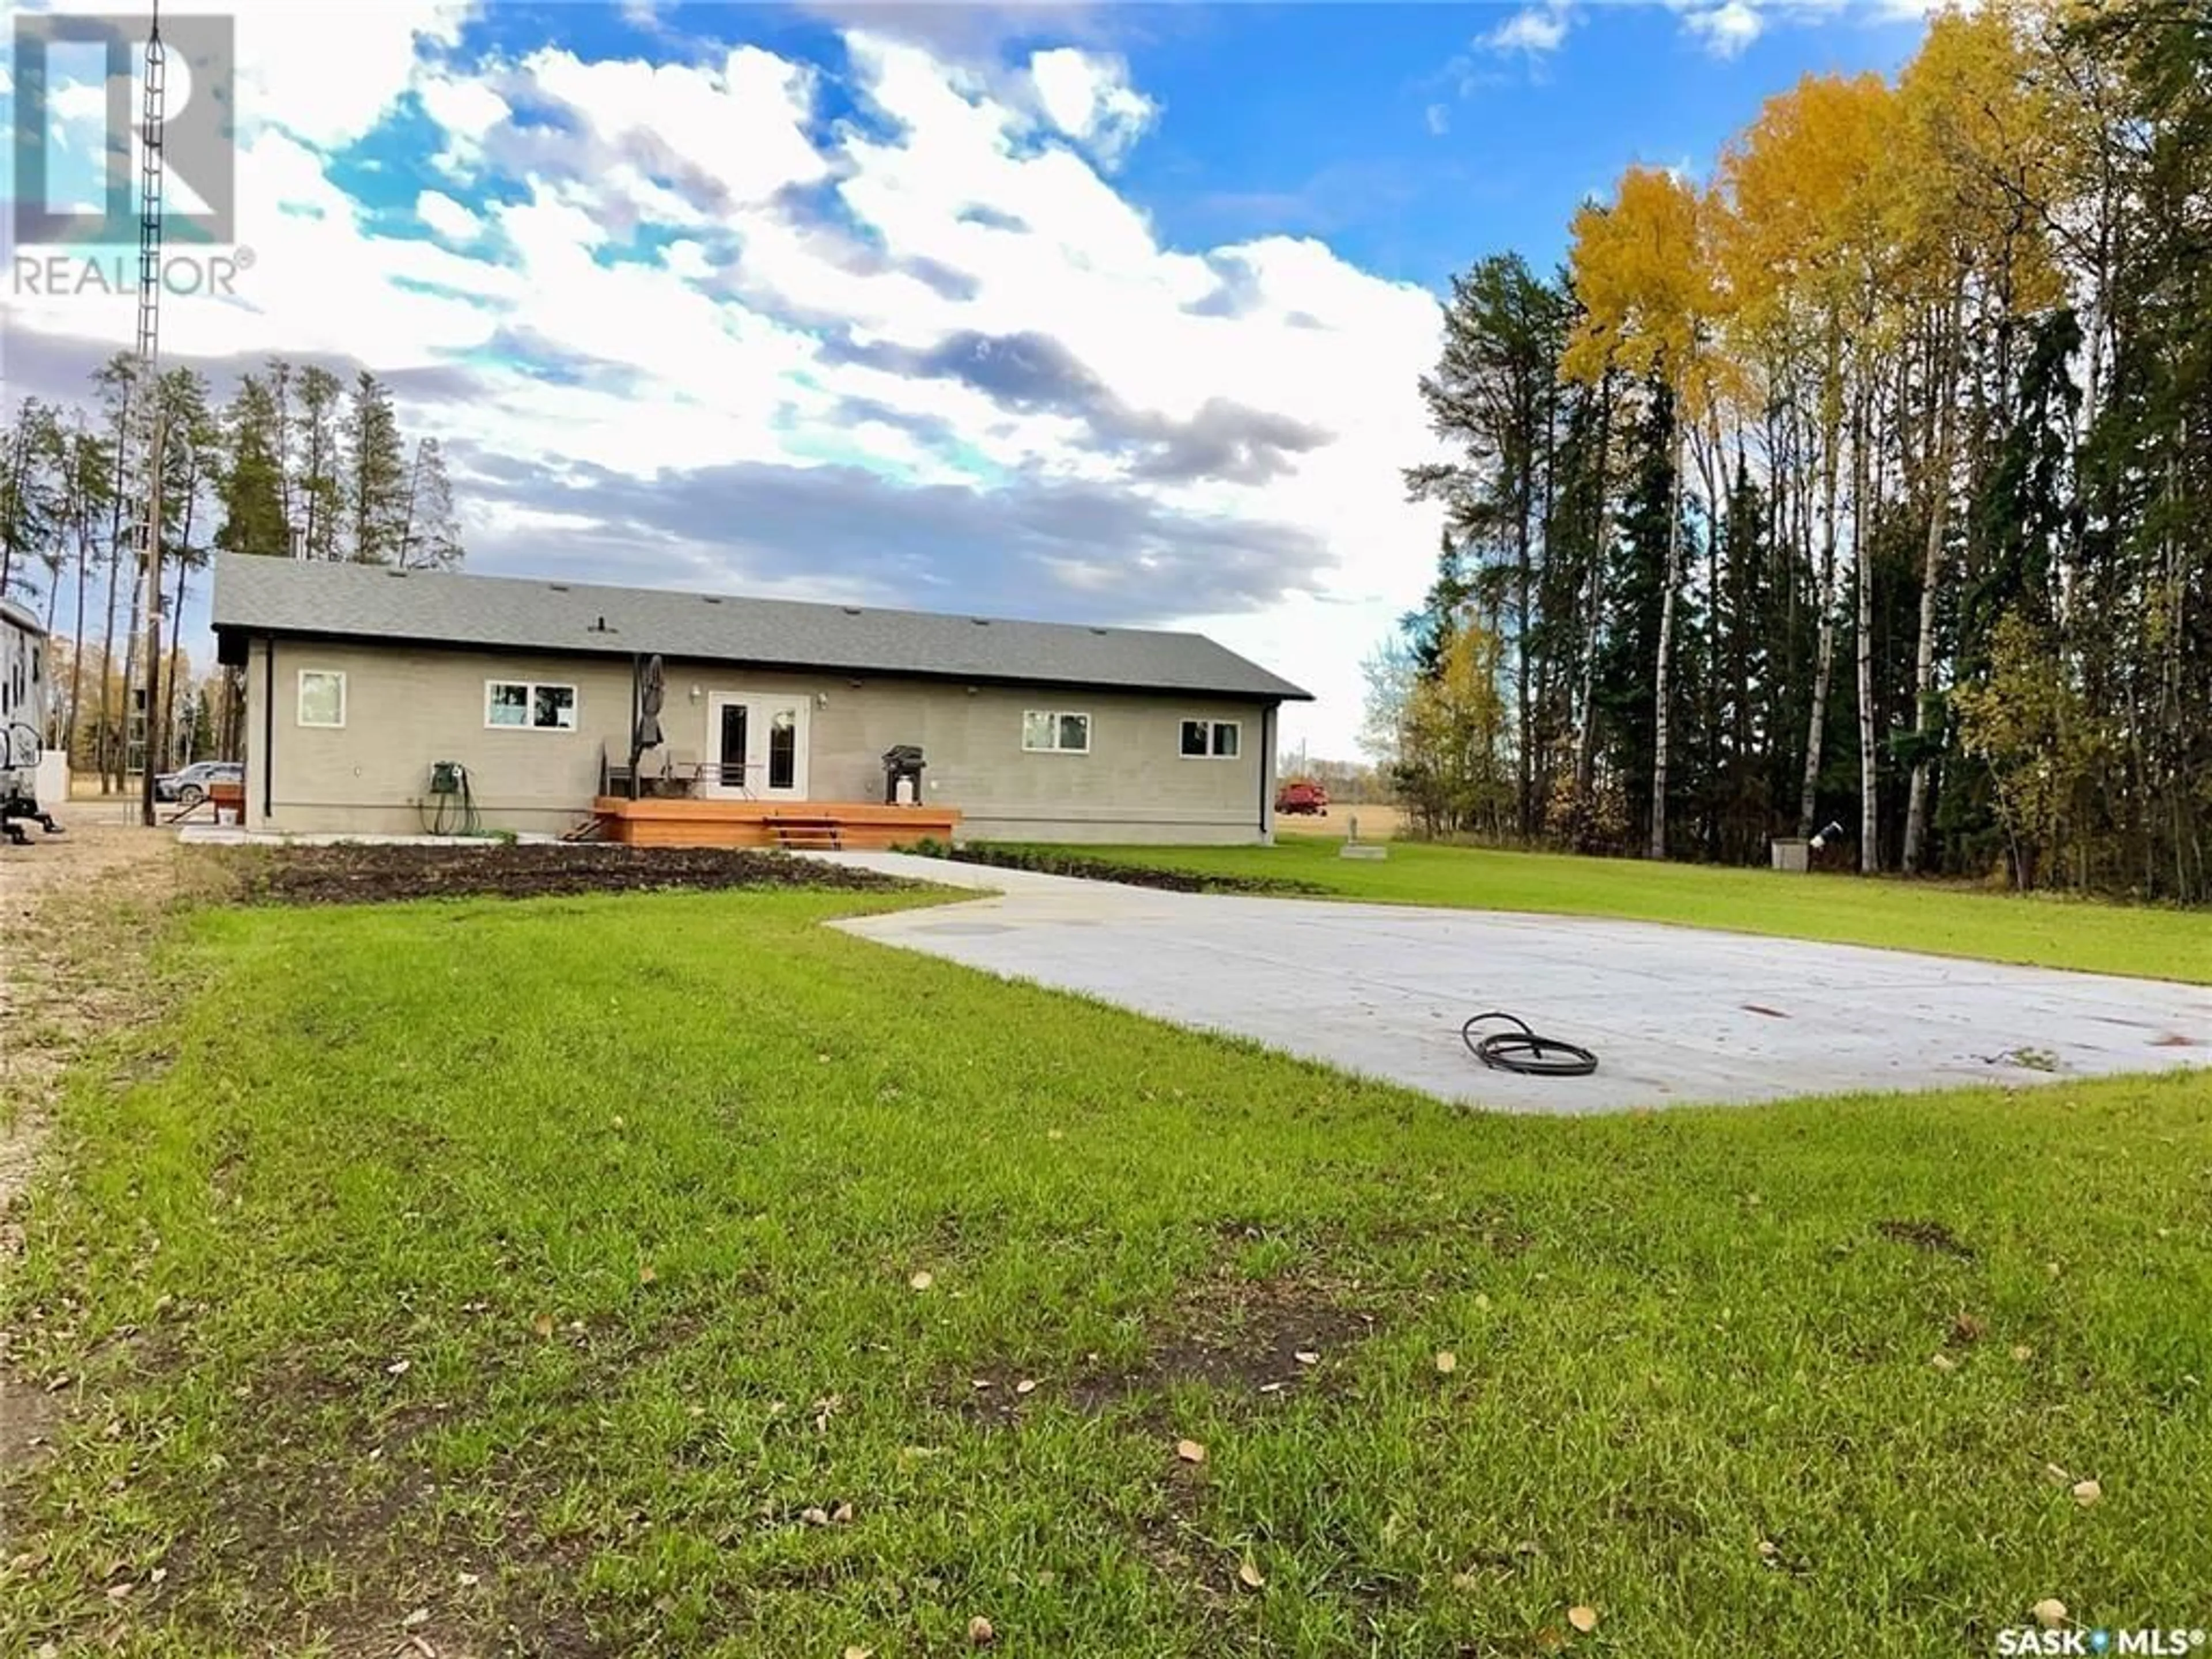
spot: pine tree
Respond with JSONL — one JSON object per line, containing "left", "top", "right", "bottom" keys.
{"left": 343, "top": 372, "right": 410, "bottom": 564}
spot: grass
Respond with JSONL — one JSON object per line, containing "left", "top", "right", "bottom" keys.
{"left": 6, "top": 876, "right": 2211, "bottom": 1657}
{"left": 1025, "top": 837, "right": 2212, "bottom": 984}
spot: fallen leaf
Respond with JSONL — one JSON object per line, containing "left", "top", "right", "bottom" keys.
{"left": 1046, "top": 1129, "right": 1065, "bottom": 1141}
{"left": 2032, "top": 1597, "right": 2068, "bottom": 1629}
{"left": 1238, "top": 1558, "right": 1266, "bottom": 1589}
{"left": 1567, "top": 1604, "right": 1599, "bottom": 1633}
{"left": 637, "top": 1264, "right": 657, "bottom": 1286}
{"left": 843, "top": 1648, "right": 876, "bottom": 1659}
{"left": 1015, "top": 1379, "right": 1037, "bottom": 1396}
{"left": 105, "top": 1583, "right": 132, "bottom": 1602}
{"left": 910, "top": 1271, "right": 934, "bottom": 1291}
{"left": 831, "top": 1501, "right": 855, "bottom": 1524}
{"left": 968, "top": 1614, "right": 996, "bottom": 1647}
{"left": 801, "top": 1506, "right": 830, "bottom": 1527}
{"left": 150, "top": 1566, "right": 168, "bottom": 1585}
{"left": 1756, "top": 1539, "right": 1778, "bottom": 1560}
{"left": 386, "top": 1358, "right": 412, "bottom": 1377}
{"left": 457, "top": 1572, "right": 480, "bottom": 1588}
{"left": 1259, "top": 1381, "right": 1284, "bottom": 1394}
{"left": 1175, "top": 1438, "right": 1207, "bottom": 1464}
{"left": 402, "top": 1607, "right": 431, "bottom": 1628}
{"left": 407, "top": 1637, "right": 437, "bottom": 1659}
{"left": 532, "top": 1314, "right": 554, "bottom": 1339}
{"left": 971, "top": 1378, "right": 992, "bottom": 1391}
{"left": 1930, "top": 1353, "right": 1958, "bottom": 1373}
{"left": 1474, "top": 1293, "right": 1492, "bottom": 1312}
{"left": 2070, "top": 1479, "right": 2102, "bottom": 1508}
{"left": 2045, "top": 1462, "right": 2072, "bottom": 1484}
{"left": 1951, "top": 1312, "right": 1986, "bottom": 1344}
{"left": 1435, "top": 1351, "right": 1458, "bottom": 1374}
{"left": 2012, "top": 1344, "right": 2035, "bottom": 1362}
{"left": 1294, "top": 1351, "right": 1320, "bottom": 1366}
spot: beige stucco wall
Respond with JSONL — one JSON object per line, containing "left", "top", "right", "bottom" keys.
{"left": 241, "top": 637, "right": 1278, "bottom": 844}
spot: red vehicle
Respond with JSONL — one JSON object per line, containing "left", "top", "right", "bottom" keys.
{"left": 1275, "top": 778, "right": 1330, "bottom": 816}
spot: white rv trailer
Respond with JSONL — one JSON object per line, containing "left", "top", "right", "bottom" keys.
{"left": 1, "top": 596, "right": 65, "bottom": 844}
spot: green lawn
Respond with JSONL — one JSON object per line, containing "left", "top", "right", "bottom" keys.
{"left": 1028, "top": 837, "right": 2212, "bottom": 984}
{"left": 5, "top": 880, "right": 2211, "bottom": 1657}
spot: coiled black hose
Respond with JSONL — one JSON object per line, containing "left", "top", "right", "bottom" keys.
{"left": 1461, "top": 1011, "right": 1599, "bottom": 1077}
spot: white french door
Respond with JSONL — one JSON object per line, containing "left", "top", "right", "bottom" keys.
{"left": 705, "top": 692, "right": 809, "bottom": 801}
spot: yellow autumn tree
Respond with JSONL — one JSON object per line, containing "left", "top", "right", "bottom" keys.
{"left": 1564, "top": 164, "right": 1729, "bottom": 860}
{"left": 1714, "top": 72, "right": 1896, "bottom": 863}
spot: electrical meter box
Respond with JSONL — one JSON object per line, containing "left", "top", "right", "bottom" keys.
{"left": 429, "top": 761, "right": 465, "bottom": 796}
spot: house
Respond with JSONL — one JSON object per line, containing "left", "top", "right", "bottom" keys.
{"left": 209, "top": 554, "right": 1312, "bottom": 846}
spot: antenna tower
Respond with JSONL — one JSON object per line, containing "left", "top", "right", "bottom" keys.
{"left": 132, "top": 3, "right": 169, "bottom": 826}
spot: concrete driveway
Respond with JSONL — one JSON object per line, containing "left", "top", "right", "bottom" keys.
{"left": 819, "top": 853, "right": 2212, "bottom": 1113}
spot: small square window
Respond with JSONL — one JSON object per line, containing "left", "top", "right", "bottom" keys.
{"left": 298, "top": 669, "right": 346, "bottom": 728}
{"left": 532, "top": 684, "right": 577, "bottom": 730}
{"left": 487, "top": 681, "right": 529, "bottom": 728}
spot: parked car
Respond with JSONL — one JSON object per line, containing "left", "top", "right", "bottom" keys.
{"left": 154, "top": 759, "right": 244, "bottom": 806}
{"left": 1275, "top": 778, "right": 1330, "bottom": 816}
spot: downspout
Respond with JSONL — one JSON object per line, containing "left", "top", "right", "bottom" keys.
{"left": 1258, "top": 702, "right": 1278, "bottom": 844}
{"left": 260, "top": 634, "right": 274, "bottom": 822}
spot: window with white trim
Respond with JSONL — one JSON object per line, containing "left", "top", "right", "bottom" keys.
{"left": 297, "top": 669, "right": 346, "bottom": 729}
{"left": 486, "top": 679, "right": 578, "bottom": 730}
{"left": 1179, "top": 718, "right": 1240, "bottom": 759}
{"left": 1021, "top": 710, "right": 1091, "bottom": 753}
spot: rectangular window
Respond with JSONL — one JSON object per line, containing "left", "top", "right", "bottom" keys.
{"left": 1179, "top": 718, "right": 1241, "bottom": 759}
{"left": 1022, "top": 710, "right": 1091, "bottom": 753}
{"left": 487, "top": 680, "right": 578, "bottom": 730}
{"left": 297, "top": 669, "right": 346, "bottom": 728}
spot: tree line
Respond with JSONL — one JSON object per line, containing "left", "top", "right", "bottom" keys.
{"left": 1377, "top": 0, "right": 2210, "bottom": 902}
{"left": 0, "top": 358, "right": 463, "bottom": 782}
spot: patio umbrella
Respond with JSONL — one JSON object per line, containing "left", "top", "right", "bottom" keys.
{"left": 633, "top": 653, "right": 665, "bottom": 754}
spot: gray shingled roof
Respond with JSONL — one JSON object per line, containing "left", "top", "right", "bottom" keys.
{"left": 209, "top": 555, "right": 1312, "bottom": 702}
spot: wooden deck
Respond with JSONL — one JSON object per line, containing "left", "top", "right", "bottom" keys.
{"left": 590, "top": 797, "right": 960, "bottom": 851}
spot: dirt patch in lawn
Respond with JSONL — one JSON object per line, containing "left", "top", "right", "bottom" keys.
{"left": 953, "top": 1268, "right": 1380, "bottom": 1425}
{"left": 907, "top": 843, "right": 1329, "bottom": 897}
{"left": 1876, "top": 1218, "right": 1976, "bottom": 1259}
{"left": 244, "top": 842, "right": 911, "bottom": 906}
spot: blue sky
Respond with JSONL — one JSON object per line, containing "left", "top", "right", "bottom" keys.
{"left": 3, "top": 0, "right": 1934, "bottom": 756}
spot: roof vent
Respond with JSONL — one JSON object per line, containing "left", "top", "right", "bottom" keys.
{"left": 971, "top": 617, "right": 991, "bottom": 626}
{"left": 1089, "top": 626, "right": 1109, "bottom": 635}
{"left": 702, "top": 596, "right": 724, "bottom": 605}
{"left": 548, "top": 582, "right": 570, "bottom": 592}
{"left": 386, "top": 567, "right": 408, "bottom": 578}
{"left": 842, "top": 606, "right": 863, "bottom": 616}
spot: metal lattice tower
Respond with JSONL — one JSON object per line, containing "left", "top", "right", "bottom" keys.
{"left": 130, "top": 5, "right": 170, "bottom": 817}
{"left": 135, "top": 11, "right": 165, "bottom": 372}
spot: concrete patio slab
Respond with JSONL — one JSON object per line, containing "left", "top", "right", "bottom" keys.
{"left": 816, "top": 852, "right": 2212, "bottom": 1113}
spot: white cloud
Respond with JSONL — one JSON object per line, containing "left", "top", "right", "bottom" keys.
{"left": 1679, "top": 0, "right": 1766, "bottom": 56}
{"left": 6, "top": 17, "right": 1450, "bottom": 757}
{"left": 1424, "top": 102, "right": 1450, "bottom": 137}
{"left": 1483, "top": 2, "right": 1573, "bottom": 55}
{"left": 1025, "top": 47, "right": 1156, "bottom": 168}
{"left": 221, "top": 0, "right": 474, "bottom": 150}
{"left": 414, "top": 189, "right": 481, "bottom": 242}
